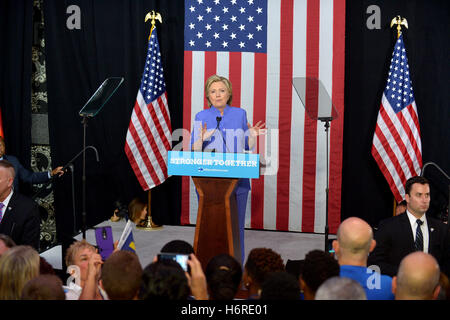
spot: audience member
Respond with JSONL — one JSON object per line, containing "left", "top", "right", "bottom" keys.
{"left": 0, "top": 136, "right": 64, "bottom": 192}
{"left": 160, "top": 239, "right": 194, "bottom": 254}
{"left": 285, "top": 258, "right": 305, "bottom": 299}
{"left": 128, "top": 197, "right": 148, "bottom": 225}
{"left": 0, "top": 160, "right": 40, "bottom": 249}
{"left": 285, "top": 259, "right": 304, "bottom": 281}
{"left": 139, "top": 259, "right": 190, "bottom": 300}
{"left": 368, "top": 176, "right": 450, "bottom": 277}
{"left": 205, "top": 253, "right": 242, "bottom": 300}
{"left": 333, "top": 217, "right": 394, "bottom": 299}
{"left": 243, "top": 248, "right": 285, "bottom": 299}
{"left": 260, "top": 271, "right": 301, "bottom": 300}
{"left": 395, "top": 200, "right": 407, "bottom": 216}
{"left": 0, "top": 245, "right": 40, "bottom": 299}
{"left": 140, "top": 253, "right": 207, "bottom": 300}
{"left": 100, "top": 250, "right": 142, "bottom": 300}
{"left": 185, "top": 253, "right": 208, "bottom": 300}
{"left": 21, "top": 274, "right": 65, "bottom": 300}
{"left": 437, "top": 272, "right": 450, "bottom": 300}
{"left": 300, "top": 250, "right": 340, "bottom": 300}
{"left": 0, "top": 233, "right": 16, "bottom": 256}
{"left": 392, "top": 251, "right": 441, "bottom": 300}
{"left": 63, "top": 239, "right": 106, "bottom": 300}
{"left": 315, "top": 276, "right": 367, "bottom": 300}
{"left": 39, "top": 256, "right": 56, "bottom": 275}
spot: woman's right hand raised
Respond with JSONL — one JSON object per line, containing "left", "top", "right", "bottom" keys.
{"left": 200, "top": 122, "right": 215, "bottom": 142}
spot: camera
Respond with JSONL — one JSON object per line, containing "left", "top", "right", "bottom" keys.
{"left": 157, "top": 253, "right": 190, "bottom": 273}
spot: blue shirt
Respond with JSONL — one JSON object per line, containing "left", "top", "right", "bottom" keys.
{"left": 191, "top": 105, "right": 251, "bottom": 193}
{"left": 340, "top": 265, "right": 394, "bottom": 300}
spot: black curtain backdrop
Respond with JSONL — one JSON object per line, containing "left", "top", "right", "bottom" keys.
{"left": 43, "top": 0, "right": 184, "bottom": 241}
{"left": 0, "top": 0, "right": 34, "bottom": 169}
{"left": 342, "top": 0, "right": 450, "bottom": 227}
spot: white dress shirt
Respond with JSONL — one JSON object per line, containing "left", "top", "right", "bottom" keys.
{"left": 406, "top": 210, "right": 429, "bottom": 253}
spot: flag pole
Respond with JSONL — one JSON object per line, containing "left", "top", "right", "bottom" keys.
{"left": 136, "top": 11, "right": 164, "bottom": 231}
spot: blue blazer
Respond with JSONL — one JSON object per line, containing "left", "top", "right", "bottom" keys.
{"left": 191, "top": 105, "right": 251, "bottom": 194}
{"left": 3, "top": 155, "right": 50, "bottom": 192}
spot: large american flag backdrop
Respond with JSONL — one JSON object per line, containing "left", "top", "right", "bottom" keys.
{"left": 181, "top": 0, "right": 345, "bottom": 233}
{"left": 372, "top": 34, "right": 422, "bottom": 202}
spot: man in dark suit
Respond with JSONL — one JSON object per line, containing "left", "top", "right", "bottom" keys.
{"left": 0, "top": 160, "right": 40, "bottom": 250}
{"left": 0, "top": 136, "right": 64, "bottom": 191}
{"left": 368, "top": 176, "right": 450, "bottom": 277}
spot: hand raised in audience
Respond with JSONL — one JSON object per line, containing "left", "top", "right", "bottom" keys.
{"left": 185, "top": 254, "right": 208, "bottom": 300}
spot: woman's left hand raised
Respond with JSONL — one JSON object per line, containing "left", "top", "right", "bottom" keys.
{"left": 248, "top": 121, "right": 267, "bottom": 137}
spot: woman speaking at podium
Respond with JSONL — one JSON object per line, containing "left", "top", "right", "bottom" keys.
{"left": 191, "top": 74, "right": 265, "bottom": 263}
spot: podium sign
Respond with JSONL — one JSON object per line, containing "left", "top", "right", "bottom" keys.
{"left": 168, "top": 151, "right": 259, "bottom": 178}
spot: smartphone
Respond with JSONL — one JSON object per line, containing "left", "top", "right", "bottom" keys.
{"left": 95, "top": 226, "right": 114, "bottom": 261}
{"left": 157, "top": 253, "right": 190, "bottom": 272}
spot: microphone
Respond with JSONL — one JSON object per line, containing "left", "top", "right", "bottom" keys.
{"left": 215, "top": 116, "right": 230, "bottom": 153}
{"left": 216, "top": 116, "right": 222, "bottom": 129}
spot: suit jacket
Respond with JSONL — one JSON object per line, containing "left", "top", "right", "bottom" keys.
{"left": 0, "top": 192, "right": 40, "bottom": 250}
{"left": 368, "top": 212, "right": 450, "bottom": 277}
{"left": 3, "top": 154, "right": 49, "bottom": 192}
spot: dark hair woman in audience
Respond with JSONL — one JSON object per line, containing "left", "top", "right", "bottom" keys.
{"left": 243, "top": 248, "right": 285, "bottom": 299}
{"left": 128, "top": 197, "right": 148, "bottom": 225}
{"left": 205, "top": 254, "right": 242, "bottom": 300}
{"left": 139, "top": 259, "right": 191, "bottom": 300}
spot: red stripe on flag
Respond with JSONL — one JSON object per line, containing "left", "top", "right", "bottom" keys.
{"left": 128, "top": 119, "right": 161, "bottom": 187}
{"left": 251, "top": 53, "right": 267, "bottom": 229}
{"left": 374, "top": 121, "right": 407, "bottom": 185}
{"left": 134, "top": 101, "right": 168, "bottom": 175}
{"left": 125, "top": 141, "right": 149, "bottom": 190}
{"left": 204, "top": 52, "right": 217, "bottom": 109}
{"left": 379, "top": 106, "right": 416, "bottom": 176}
{"left": 371, "top": 145, "right": 402, "bottom": 201}
{"left": 276, "top": 0, "right": 294, "bottom": 231}
{"left": 329, "top": 0, "right": 346, "bottom": 234}
{"left": 160, "top": 93, "right": 172, "bottom": 132}
{"left": 229, "top": 52, "right": 241, "bottom": 108}
{"left": 149, "top": 97, "right": 171, "bottom": 151}
{"left": 302, "top": 0, "right": 320, "bottom": 232}
{"left": 399, "top": 106, "right": 422, "bottom": 166}
{"left": 181, "top": 51, "right": 193, "bottom": 225}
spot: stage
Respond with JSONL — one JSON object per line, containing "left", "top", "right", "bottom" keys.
{"left": 40, "top": 219, "right": 333, "bottom": 271}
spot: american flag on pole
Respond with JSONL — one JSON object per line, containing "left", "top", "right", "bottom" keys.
{"left": 182, "top": 0, "right": 346, "bottom": 233}
{"left": 125, "top": 26, "right": 172, "bottom": 191}
{"left": 372, "top": 33, "right": 422, "bottom": 202}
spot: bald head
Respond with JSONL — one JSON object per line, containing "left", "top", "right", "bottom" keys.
{"left": 334, "top": 217, "right": 375, "bottom": 265}
{"left": 394, "top": 252, "right": 440, "bottom": 300}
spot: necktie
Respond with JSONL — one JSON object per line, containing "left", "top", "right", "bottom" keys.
{"left": 415, "top": 219, "right": 424, "bottom": 251}
{"left": 0, "top": 203, "right": 4, "bottom": 223}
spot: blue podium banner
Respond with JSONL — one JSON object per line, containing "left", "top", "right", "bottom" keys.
{"left": 168, "top": 151, "right": 260, "bottom": 179}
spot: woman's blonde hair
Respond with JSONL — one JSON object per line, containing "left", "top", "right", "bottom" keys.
{"left": 205, "top": 74, "right": 233, "bottom": 107}
{"left": 0, "top": 245, "right": 40, "bottom": 299}
{"left": 65, "top": 239, "right": 96, "bottom": 267}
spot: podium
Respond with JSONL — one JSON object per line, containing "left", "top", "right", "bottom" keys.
{"left": 192, "top": 177, "right": 241, "bottom": 267}
{"left": 168, "top": 151, "right": 259, "bottom": 267}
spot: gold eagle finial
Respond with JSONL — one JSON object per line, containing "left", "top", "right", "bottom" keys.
{"left": 145, "top": 11, "right": 162, "bottom": 40}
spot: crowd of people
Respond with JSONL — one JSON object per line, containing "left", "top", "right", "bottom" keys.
{"left": 0, "top": 218, "right": 448, "bottom": 300}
